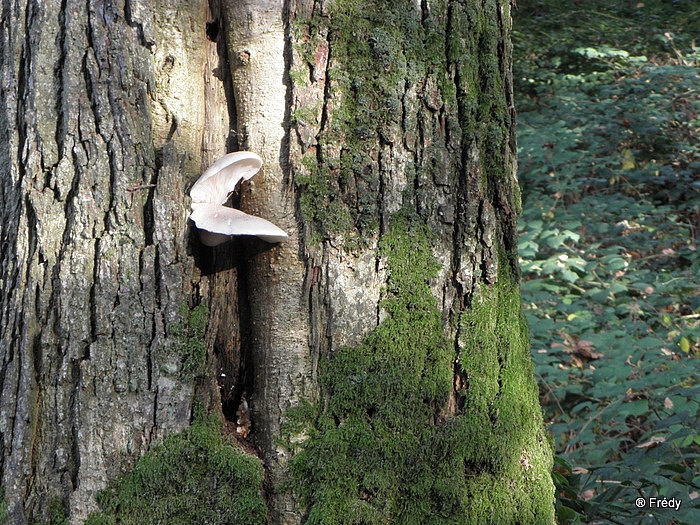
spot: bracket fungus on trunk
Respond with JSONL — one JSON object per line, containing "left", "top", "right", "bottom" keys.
{"left": 189, "top": 152, "right": 288, "bottom": 247}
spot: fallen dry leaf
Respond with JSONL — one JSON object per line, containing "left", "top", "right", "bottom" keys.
{"left": 636, "top": 436, "right": 666, "bottom": 449}
{"left": 581, "top": 489, "right": 596, "bottom": 501}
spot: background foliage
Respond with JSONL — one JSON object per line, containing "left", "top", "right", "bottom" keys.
{"left": 515, "top": 1, "right": 700, "bottom": 523}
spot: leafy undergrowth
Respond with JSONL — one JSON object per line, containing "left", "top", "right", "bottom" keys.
{"left": 515, "top": 1, "right": 700, "bottom": 523}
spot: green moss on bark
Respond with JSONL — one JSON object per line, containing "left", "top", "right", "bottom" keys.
{"left": 31, "top": 499, "right": 68, "bottom": 525}
{"left": 448, "top": 0, "right": 513, "bottom": 184}
{"left": 171, "top": 302, "right": 209, "bottom": 379}
{"left": 456, "top": 275, "right": 555, "bottom": 523}
{"left": 286, "top": 216, "right": 555, "bottom": 524}
{"left": 85, "top": 411, "right": 267, "bottom": 525}
{"left": 288, "top": 1, "right": 552, "bottom": 521}
{"left": 293, "top": 0, "right": 516, "bottom": 242}
{"left": 292, "top": 1, "right": 443, "bottom": 241}
{"left": 287, "top": 215, "right": 453, "bottom": 523}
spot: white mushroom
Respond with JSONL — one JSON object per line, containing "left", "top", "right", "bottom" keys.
{"left": 189, "top": 152, "right": 288, "bottom": 246}
{"left": 190, "top": 151, "right": 263, "bottom": 207}
{"left": 190, "top": 206, "right": 288, "bottom": 246}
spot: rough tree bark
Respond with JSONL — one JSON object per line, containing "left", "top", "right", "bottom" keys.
{"left": 0, "top": 0, "right": 225, "bottom": 522}
{"left": 0, "top": 0, "right": 555, "bottom": 523}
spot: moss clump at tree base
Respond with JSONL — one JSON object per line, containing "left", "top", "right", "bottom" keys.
{"left": 285, "top": 215, "right": 555, "bottom": 524}
{"left": 85, "top": 409, "right": 267, "bottom": 525}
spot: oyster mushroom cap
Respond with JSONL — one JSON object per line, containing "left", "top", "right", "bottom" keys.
{"left": 190, "top": 205, "right": 288, "bottom": 247}
{"left": 190, "top": 151, "right": 263, "bottom": 207}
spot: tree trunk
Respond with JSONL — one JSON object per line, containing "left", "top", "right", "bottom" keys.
{"left": 0, "top": 0, "right": 555, "bottom": 523}
{"left": 0, "top": 0, "right": 225, "bottom": 522}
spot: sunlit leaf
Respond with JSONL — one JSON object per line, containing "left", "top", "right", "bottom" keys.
{"left": 620, "top": 148, "right": 636, "bottom": 170}
{"left": 679, "top": 337, "right": 691, "bottom": 353}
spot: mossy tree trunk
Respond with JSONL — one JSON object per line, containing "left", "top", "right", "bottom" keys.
{"left": 0, "top": 0, "right": 554, "bottom": 523}
{"left": 226, "top": 0, "right": 555, "bottom": 523}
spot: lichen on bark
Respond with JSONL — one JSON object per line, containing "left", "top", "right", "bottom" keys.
{"left": 290, "top": 0, "right": 432, "bottom": 242}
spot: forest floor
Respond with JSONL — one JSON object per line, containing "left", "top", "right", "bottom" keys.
{"left": 514, "top": 1, "right": 700, "bottom": 523}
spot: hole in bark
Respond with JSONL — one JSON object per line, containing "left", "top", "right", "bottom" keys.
{"left": 216, "top": 343, "right": 252, "bottom": 426}
{"left": 206, "top": 20, "right": 220, "bottom": 42}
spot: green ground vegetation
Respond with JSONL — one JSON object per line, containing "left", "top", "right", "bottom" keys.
{"left": 515, "top": 1, "right": 700, "bottom": 523}
{"left": 85, "top": 409, "right": 267, "bottom": 525}
{"left": 285, "top": 214, "right": 554, "bottom": 524}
